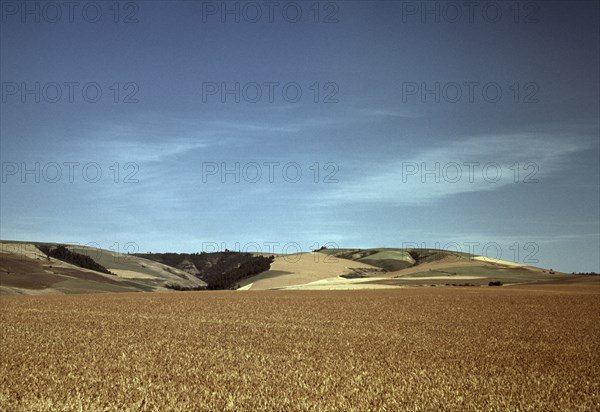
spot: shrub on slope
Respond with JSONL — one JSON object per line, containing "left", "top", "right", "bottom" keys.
{"left": 37, "top": 245, "right": 113, "bottom": 275}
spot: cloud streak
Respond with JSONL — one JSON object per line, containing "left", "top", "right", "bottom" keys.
{"left": 320, "top": 133, "right": 592, "bottom": 206}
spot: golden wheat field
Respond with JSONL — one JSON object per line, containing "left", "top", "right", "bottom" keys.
{"left": 1, "top": 285, "right": 599, "bottom": 411}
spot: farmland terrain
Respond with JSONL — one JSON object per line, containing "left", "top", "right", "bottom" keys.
{"left": 239, "top": 248, "right": 587, "bottom": 290}
{"left": 1, "top": 285, "right": 598, "bottom": 411}
{"left": 0, "top": 241, "right": 206, "bottom": 295}
{"left": 1, "top": 241, "right": 596, "bottom": 294}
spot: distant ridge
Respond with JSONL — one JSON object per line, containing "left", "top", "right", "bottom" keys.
{"left": 1, "top": 241, "right": 591, "bottom": 295}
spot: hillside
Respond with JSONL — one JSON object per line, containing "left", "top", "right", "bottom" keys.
{"left": 134, "top": 252, "right": 274, "bottom": 289}
{"left": 2, "top": 242, "right": 594, "bottom": 295}
{"left": 239, "top": 248, "right": 588, "bottom": 290}
{"left": 237, "top": 251, "right": 385, "bottom": 290}
{"left": 0, "top": 241, "right": 206, "bottom": 295}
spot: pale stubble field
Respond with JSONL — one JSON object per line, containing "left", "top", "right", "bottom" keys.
{"left": 1, "top": 285, "right": 599, "bottom": 411}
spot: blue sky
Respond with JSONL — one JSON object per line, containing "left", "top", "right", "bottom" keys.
{"left": 1, "top": 1, "right": 598, "bottom": 272}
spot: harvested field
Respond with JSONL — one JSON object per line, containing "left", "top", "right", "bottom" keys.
{"left": 1, "top": 285, "right": 599, "bottom": 411}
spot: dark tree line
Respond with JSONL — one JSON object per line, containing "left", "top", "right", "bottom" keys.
{"left": 164, "top": 284, "right": 206, "bottom": 291}
{"left": 37, "top": 245, "right": 112, "bottom": 274}
{"left": 202, "top": 255, "right": 274, "bottom": 290}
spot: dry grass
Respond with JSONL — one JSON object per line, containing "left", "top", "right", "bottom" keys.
{"left": 1, "top": 286, "right": 599, "bottom": 411}
{"left": 239, "top": 252, "right": 378, "bottom": 290}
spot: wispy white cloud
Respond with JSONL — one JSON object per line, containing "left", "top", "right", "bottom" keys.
{"left": 319, "top": 133, "right": 592, "bottom": 206}
{"left": 357, "top": 107, "right": 421, "bottom": 119}
{"left": 207, "top": 120, "right": 302, "bottom": 134}
{"left": 91, "top": 139, "right": 210, "bottom": 162}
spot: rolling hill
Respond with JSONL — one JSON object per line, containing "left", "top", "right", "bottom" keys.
{"left": 1, "top": 241, "right": 595, "bottom": 295}
{"left": 134, "top": 251, "right": 274, "bottom": 289}
{"left": 0, "top": 241, "right": 206, "bottom": 295}
{"left": 239, "top": 248, "right": 588, "bottom": 290}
